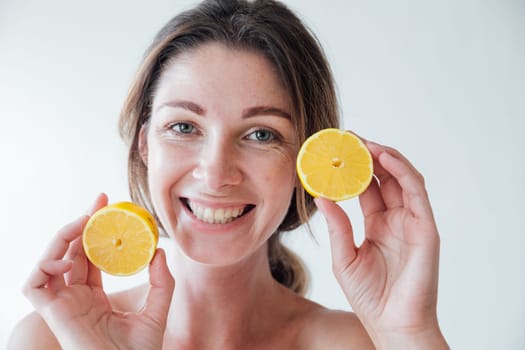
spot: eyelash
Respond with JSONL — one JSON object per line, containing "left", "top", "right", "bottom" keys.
{"left": 168, "top": 122, "right": 198, "bottom": 135}
{"left": 246, "top": 128, "right": 281, "bottom": 143}
{"left": 166, "top": 122, "right": 282, "bottom": 144}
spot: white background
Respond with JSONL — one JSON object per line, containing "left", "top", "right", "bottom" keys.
{"left": 1, "top": 0, "right": 524, "bottom": 348}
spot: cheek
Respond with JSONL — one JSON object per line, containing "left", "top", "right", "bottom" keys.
{"left": 256, "top": 149, "right": 297, "bottom": 196}
{"left": 146, "top": 141, "right": 194, "bottom": 199}
{"left": 146, "top": 141, "right": 196, "bottom": 234}
{"left": 148, "top": 143, "right": 172, "bottom": 183}
{"left": 269, "top": 150, "right": 296, "bottom": 183}
{"left": 257, "top": 152, "right": 297, "bottom": 234}
{"left": 263, "top": 165, "right": 295, "bottom": 188}
{"left": 148, "top": 138, "right": 194, "bottom": 171}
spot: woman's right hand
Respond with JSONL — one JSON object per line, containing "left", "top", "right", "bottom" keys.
{"left": 23, "top": 193, "right": 175, "bottom": 350}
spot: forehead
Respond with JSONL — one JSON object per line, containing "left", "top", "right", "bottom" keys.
{"left": 153, "top": 42, "right": 291, "bottom": 112}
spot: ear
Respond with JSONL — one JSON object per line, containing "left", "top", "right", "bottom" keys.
{"left": 138, "top": 125, "right": 148, "bottom": 166}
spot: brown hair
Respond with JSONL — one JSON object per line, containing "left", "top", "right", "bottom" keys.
{"left": 118, "top": 0, "right": 340, "bottom": 295}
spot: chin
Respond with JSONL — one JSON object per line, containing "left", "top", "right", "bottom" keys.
{"left": 171, "top": 228, "right": 269, "bottom": 268}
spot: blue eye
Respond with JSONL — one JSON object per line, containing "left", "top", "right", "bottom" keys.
{"left": 248, "top": 129, "right": 276, "bottom": 142}
{"left": 171, "top": 122, "right": 195, "bottom": 134}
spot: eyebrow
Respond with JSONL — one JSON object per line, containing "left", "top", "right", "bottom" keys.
{"left": 242, "top": 106, "right": 291, "bottom": 120}
{"left": 157, "top": 100, "right": 205, "bottom": 115}
{"left": 157, "top": 100, "right": 291, "bottom": 120}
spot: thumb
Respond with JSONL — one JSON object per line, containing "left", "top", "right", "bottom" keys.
{"left": 315, "top": 197, "right": 358, "bottom": 277}
{"left": 143, "top": 249, "right": 175, "bottom": 327}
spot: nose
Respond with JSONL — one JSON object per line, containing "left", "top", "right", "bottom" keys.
{"left": 192, "top": 137, "right": 243, "bottom": 191}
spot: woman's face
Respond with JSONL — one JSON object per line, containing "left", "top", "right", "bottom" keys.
{"left": 141, "top": 42, "right": 298, "bottom": 265}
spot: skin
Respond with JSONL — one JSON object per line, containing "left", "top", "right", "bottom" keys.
{"left": 141, "top": 43, "right": 298, "bottom": 268}
{"left": 8, "top": 43, "right": 448, "bottom": 349}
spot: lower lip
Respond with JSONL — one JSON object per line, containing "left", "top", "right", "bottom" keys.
{"left": 180, "top": 200, "right": 255, "bottom": 233}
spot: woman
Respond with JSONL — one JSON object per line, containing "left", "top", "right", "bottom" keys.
{"left": 9, "top": 0, "right": 449, "bottom": 348}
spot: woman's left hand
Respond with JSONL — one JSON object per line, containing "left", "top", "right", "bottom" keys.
{"left": 315, "top": 139, "right": 449, "bottom": 349}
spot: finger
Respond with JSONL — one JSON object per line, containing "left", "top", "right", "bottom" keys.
{"left": 87, "top": 192, "right": 108, "bottom": 216}
{"left": 24, "top": 259, "right": 73, "bottom": 308}
{"left": 379, "top": 151, "right": 433, "bottom": 218}
{"left": 27, "top": 259, "right": 73, "bottom": 290}
{"left": 42, "top": 261, "right": 71, "bottom": 291}
{"left": 365, "top": 141, "right": 404, "bottom": 209}
{"left": 24, "top": 215, "right": 86, "bottom": 308}
{"left": 55, "top": 194, "right": 107, "bottom": 286}
{"left": 314, "top": 198, "right": 358, "bottom": 276}
{"left": 41, "top": 215, "right": 88, "bottom": 264}
{"left": 64, "top": 237, "right": 88, "bottom": 286}
{"left": 358, "top": 176, "right": 386, "bottom": 218}
{"left": 346, "top": 132, "right": 404, "bottom": 210}
{"left": 82, "top": 193, "right": 108, "bottom": 287}
{"left": 364, "top": 139, "right": 420, "bottom": 175}
{"left": 86, "top": 259, "right": 104, "bottom": 288}
{"left": 142, "top": 249, "right": 175, "bottom": 327}
{"left": 375, "top": 147, "right": 434, "bottom": 219}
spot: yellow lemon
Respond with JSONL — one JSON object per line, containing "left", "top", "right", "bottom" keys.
{"left": 296, "top": 128, "right": 374, "bottom": 201}
{"left": 82, "top": 202, "right": 158, "bottom": 276}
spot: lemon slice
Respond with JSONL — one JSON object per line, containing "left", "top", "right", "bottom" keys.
{"left": 82, "top": 202, "right": 158, "bottom": 276}
{"left": 296, "top": 128, "right": 374, "bottom": 201}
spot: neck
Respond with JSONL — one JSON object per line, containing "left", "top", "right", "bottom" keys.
{"left": 164, "top": 243, "right": 287, "bottom": 348}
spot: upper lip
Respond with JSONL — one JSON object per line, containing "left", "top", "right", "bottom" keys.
{"left": 179, "top": 196, "right": 254, "bottom": 209}
{"left": 180, "top": 197, "right": 256, "bottom": 219}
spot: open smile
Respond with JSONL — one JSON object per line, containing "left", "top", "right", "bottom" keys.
{"left": 180, "top": 198, "right": 255, "bottom": 224}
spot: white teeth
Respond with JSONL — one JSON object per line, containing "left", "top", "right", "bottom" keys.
{"left": 203, "top": 208, "right": 214, "bottom": 223}
{"left": 214, "top": 208, "right": 224, "bottom": 222}
{"left": 187, "top": 201, "right": 248, "bottom": 224}
{"left": 232, "top": 208, "right": 240, "bottom": 217}
{"left": 195, "top": 205, "right": 203, "bottom": 219}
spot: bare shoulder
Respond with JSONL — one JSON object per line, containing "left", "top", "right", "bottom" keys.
{"left": 297, "top": 300, "right": 375, "bottom": 350}
{"left": 7, "top": 311, "right": 60, "bottom": 350}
